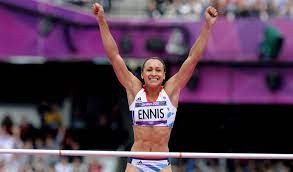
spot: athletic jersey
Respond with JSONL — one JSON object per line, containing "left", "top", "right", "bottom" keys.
{"left": 129, "top": 88, "right": 177, "bottom": 128}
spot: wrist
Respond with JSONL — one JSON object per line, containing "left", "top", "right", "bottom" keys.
{"left": 97, "top": 15, "right": 106, "bottom": 22}
{"left": 204, "top": 22, "right": 212, "bottom": 31}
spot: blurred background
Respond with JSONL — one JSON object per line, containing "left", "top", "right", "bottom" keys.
{"left": 0, "top": 0, "right": 293, "bottom": 171}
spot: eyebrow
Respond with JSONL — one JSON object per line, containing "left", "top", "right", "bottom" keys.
{"left": 146, "top": 67, "right": 163, "bottom": 69}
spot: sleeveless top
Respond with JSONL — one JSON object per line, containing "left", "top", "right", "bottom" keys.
{"left": 129, "top": 88, "right": 177, "bottom": 128}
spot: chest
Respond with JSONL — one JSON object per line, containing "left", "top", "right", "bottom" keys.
{"left": 132, "top": 101, "right": 170, "bottom": 122}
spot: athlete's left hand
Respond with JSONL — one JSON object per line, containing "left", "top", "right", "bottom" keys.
{"left": 205, "top": 6, "right": 218, "bottom": 29}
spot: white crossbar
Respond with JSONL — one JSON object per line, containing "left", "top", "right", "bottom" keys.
{"left": 0, "top": 149, "right": 293, "bottom": 159}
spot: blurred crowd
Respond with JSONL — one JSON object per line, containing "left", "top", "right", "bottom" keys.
{"left": 1, "top": 109, "right": 293, "bottom": 172}
{"left": 41, "top": 0, "right": 111, "bottom": 11}
{"left": 0, "top": 114, "right": 102, "bottom": 172}
{"left": 0, "top": 117, "right": 80, "bottom": 171}
{"left": 0, "top": 100, "right": 125, "bottom": 172}
{"left": 147, "top": 0, "right": 293, "bottom": 20}
{"left": 171, "top": 158, "right": 292, "bottom": 172}
{"left": 39, "top": 0, "right": 293, "bottom": 20}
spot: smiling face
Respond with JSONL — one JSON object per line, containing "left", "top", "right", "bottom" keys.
{"left": 141, "top": 58, "right": 166, "bottom": 88}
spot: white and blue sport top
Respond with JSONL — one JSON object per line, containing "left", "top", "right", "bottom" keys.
{"left": 129, "top": 88, "right": 177, "bottom": 128}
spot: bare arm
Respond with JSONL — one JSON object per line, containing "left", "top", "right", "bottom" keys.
{"left": 166, "top": 7, "right": 218, "bottom": 94}
{"left": 92, "top": 3, "right": 141, "bottom": 93}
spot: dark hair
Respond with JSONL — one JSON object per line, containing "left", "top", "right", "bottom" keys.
{"left": 141, "top": 57, "right": 166, "bottom": 72}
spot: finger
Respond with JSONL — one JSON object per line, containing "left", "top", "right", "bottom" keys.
{"left": 209, "top": 7, "right": 215, "bottom": 11}
{"left": 94, "top": 3, "right": 102, "bottom": 9}
{"left": 92, "top": 6, "right": 98, "bottom": 14}
{"left": 208, "top": 7, "right": 218, "bottom": 17}
{"left": 211, "top": 8, "right": 217, "bottom": 15}
{"left": 92, "top": 5, "right": 96, "bottom": 14}
{"left": 207, "top": 6, "right": 215, "bottom": 11}
{"left": 93, "top": 4, "right": 101, "bottom": 14}
{"left": 213, "top": 11, "right": 218, "bottom": 17}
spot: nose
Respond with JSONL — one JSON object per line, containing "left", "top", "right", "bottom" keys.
{"left": 150, "top": 70, "right": 157, "bottom": 76}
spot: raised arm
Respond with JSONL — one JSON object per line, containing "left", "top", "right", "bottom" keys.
{"left": 166, "top": 6, "right": 217, "bottom": 94}
{"left": 92, "top": 3, "right": 141, "bottom": 93}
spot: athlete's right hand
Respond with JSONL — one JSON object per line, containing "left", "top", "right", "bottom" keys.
{"left": 92, "top": 3, "right": 105, "bottom": 20}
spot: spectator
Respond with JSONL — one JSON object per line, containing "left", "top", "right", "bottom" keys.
{"left": 88, "top": 157, "right": 103, "bottom": 172}
{"left": 187, "top": 0, "right": 205, "bottom": 20}
{"left": 282, "top": 0, "right": 293, "bottom": 17}
{"left": 72, "top": 157, "right": 88, "bottom": 172}
{"left": 147, "top": 0, "right": 169, "bottom": 18}
{"left": 32, "top": 156, "right": 51, "bottom": 172}
{"left": 44, "top": 104, "right": 62, "bottom": 130}
{"left": 55, "top": 157, "right": 72, "bottom": 172}
{"left": 1, "top": 114, "right": 13, "bottom": 134}
{"left": 34, "top": 137, "right": 45, "bottom": 149}
{"left": 0, "top": 116, "right": 17, "bottom": 163}
{"left": 164, "top": 0, "right": 185, "bottom": 18}
{"left": 12, "top": 126, "right": 23, "bottom": 149}
{"left": 19, "top": 116, "right": 35, "bottom": 141}
{"left": 43, "top": 132, "right": 64, "bottom": 165}
{"left": 71, "top": 110, "right": 86, "bottom": 129}
{"left": 37, "top": 99, "right": 51, "bottom": 129}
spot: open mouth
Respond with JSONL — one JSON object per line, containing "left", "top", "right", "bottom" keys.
{"left": 149, "top": 78, "right": 159, "bottom": 81}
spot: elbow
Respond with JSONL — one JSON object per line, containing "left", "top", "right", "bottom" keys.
{"left": 189, "top": 49, "right": 203, "bottom": 58}
{"left": 104, "top": 43, "right": 119, "bottom": 58}
{"left": 187, "top": 54, "right": 201, "bottom": 65}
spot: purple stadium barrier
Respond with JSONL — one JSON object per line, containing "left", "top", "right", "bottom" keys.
{"left": 1, "top": 0, "right": 293, "bottom": 104}
{"left": 0, "top": 0, "right": 292, "bottom": 61}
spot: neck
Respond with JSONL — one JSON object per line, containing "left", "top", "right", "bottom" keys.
{"left": 143, "top": 85, "right": 163, "bottom": 101}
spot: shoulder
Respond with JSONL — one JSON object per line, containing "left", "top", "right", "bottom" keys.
{"left": 163, "top": 83, "right": 180, "bottom": 108}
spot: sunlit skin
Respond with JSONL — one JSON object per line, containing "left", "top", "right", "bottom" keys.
{"left": 129, "top": 58, "right": 172, "bottom": 172}
{"left": 141, "top": 59, "right": 165, "bottom": 94}
{"left": 93, "top": 3, "right": 217, "bottom": 171}
{"left": 131, "top": 58, "right": 169, "bottom": 152}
